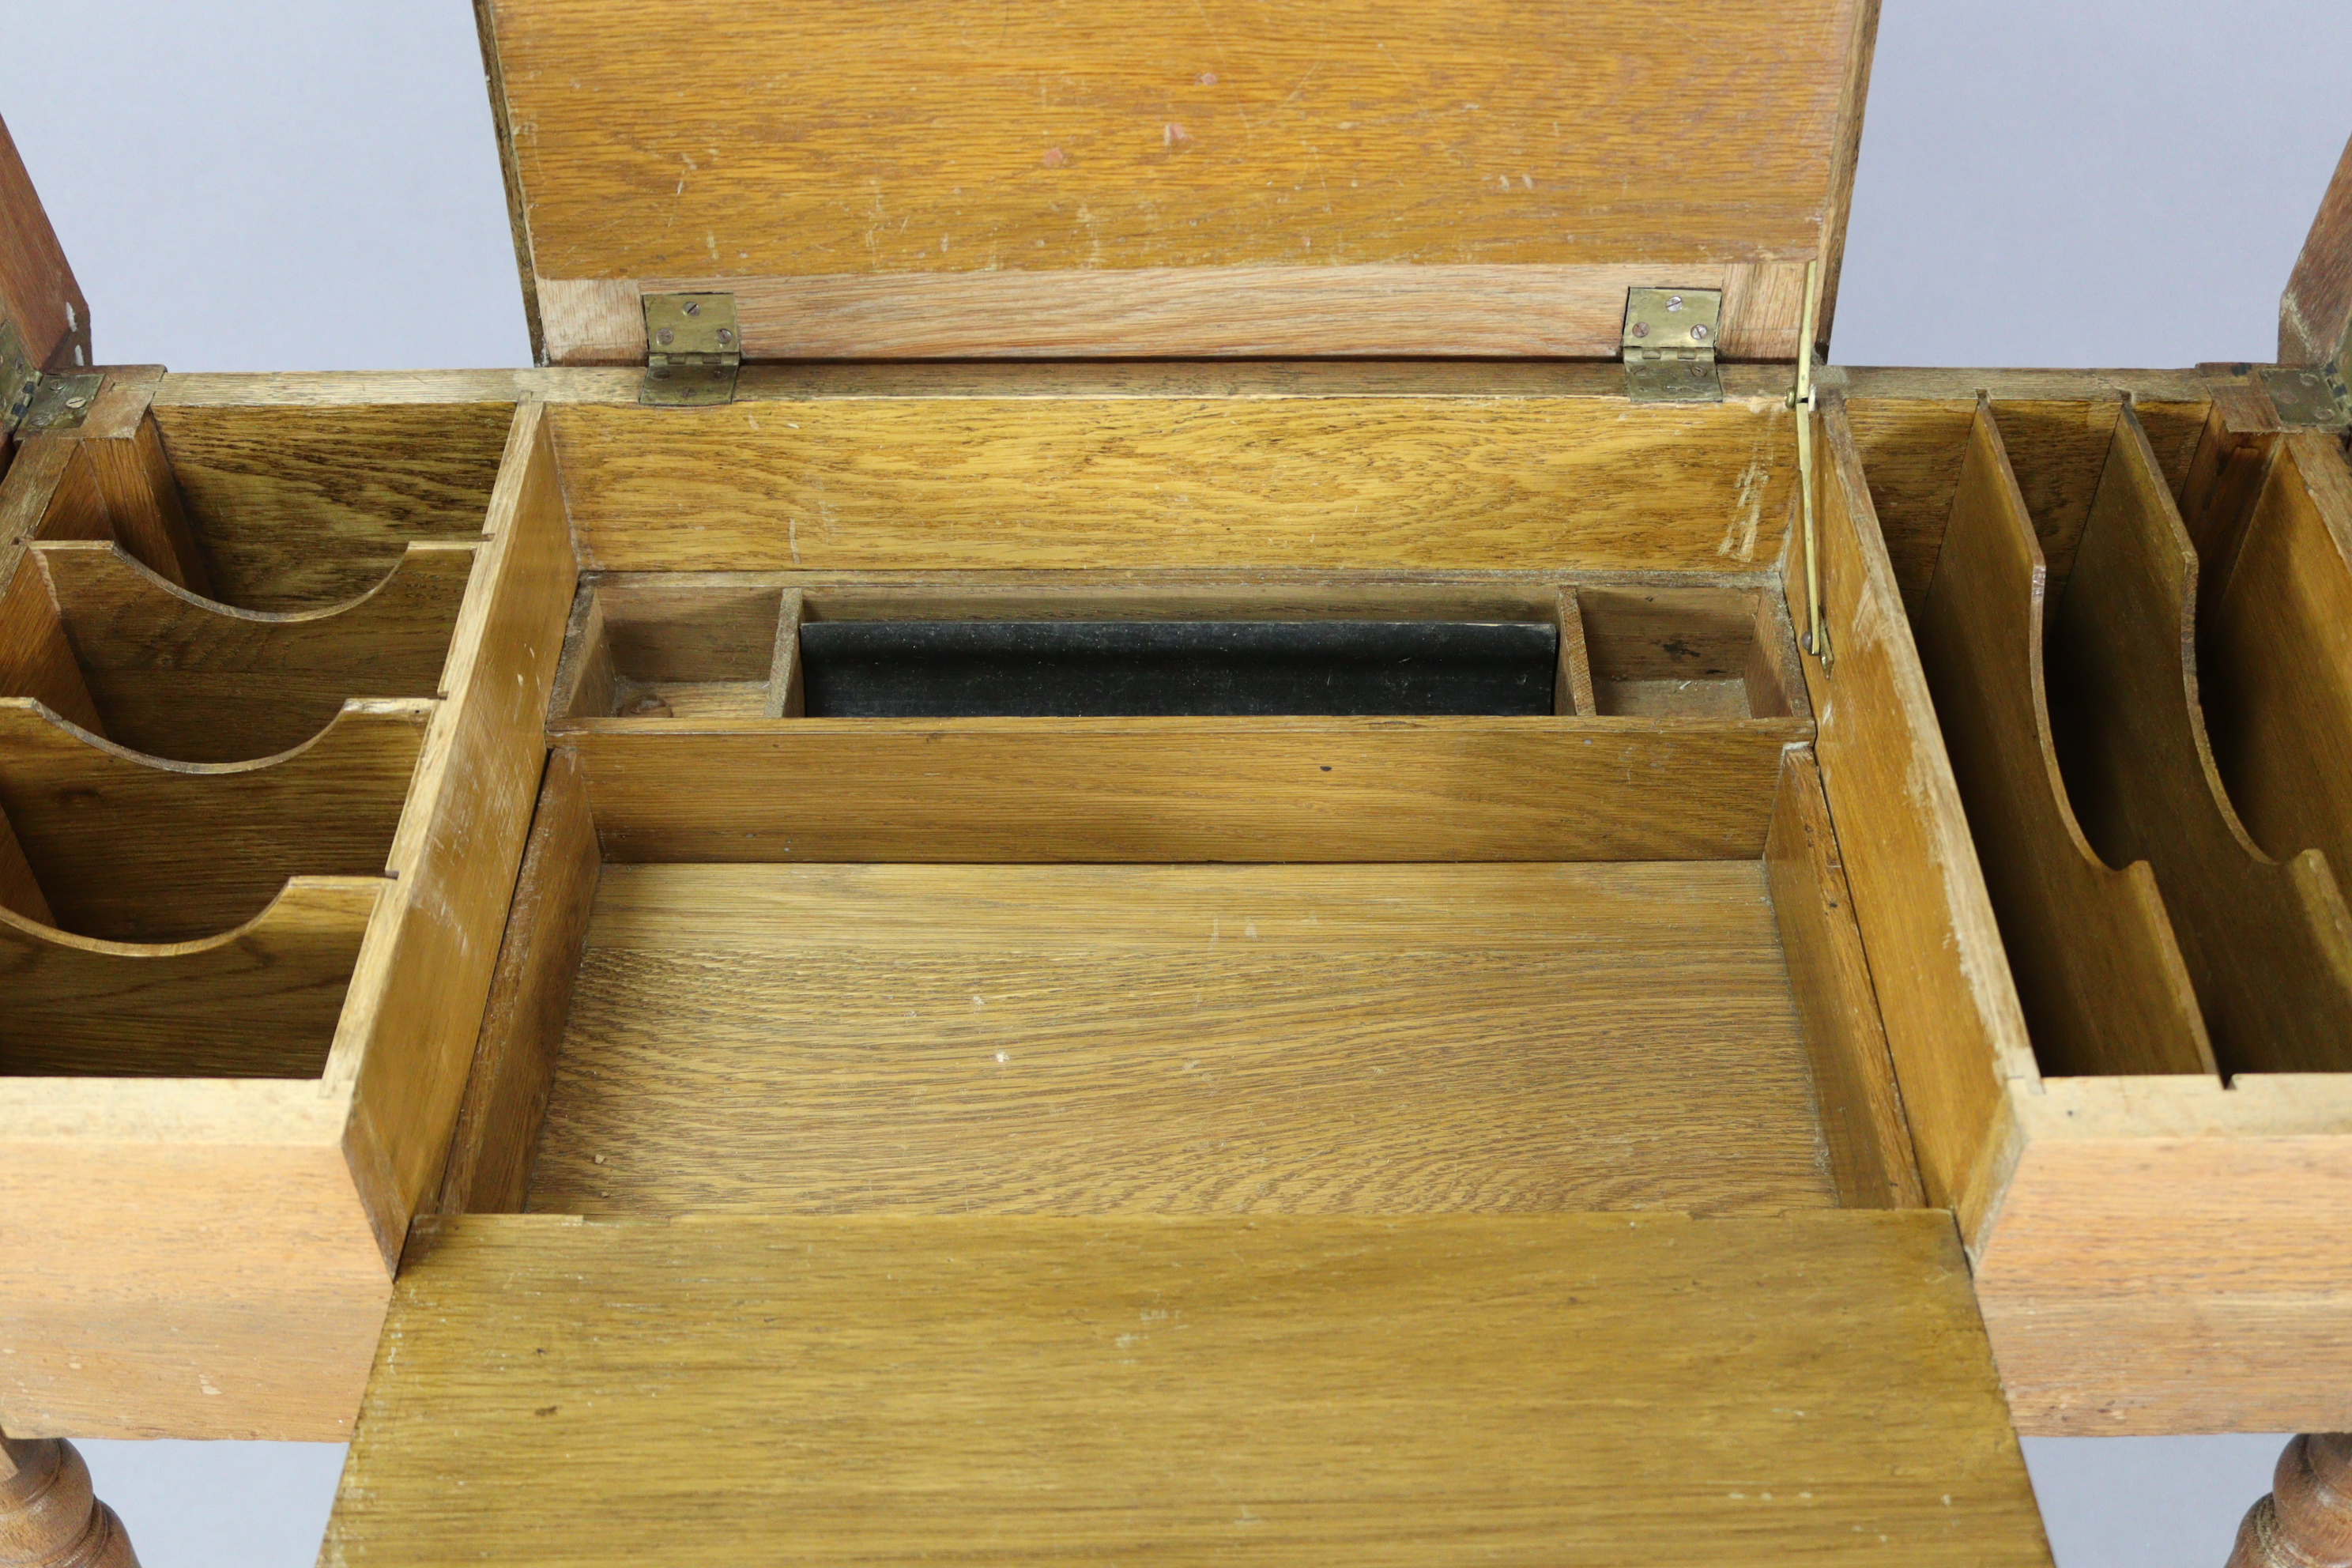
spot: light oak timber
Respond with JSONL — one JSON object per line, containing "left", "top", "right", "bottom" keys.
{"left": 331, "top": 400, "right": 579, "bottom": 1261}
{"left": 2200, "top": 435, "right": 2352, "bottom": 887}
{"left": 1796, "top": 395, "right": 2034, "bottom": 1234}
{"left": 145, "top": 400, "right": 514, "bottom": 609}
{"left": 2280, "top": 129, "right": 2352, "bottom": 369}
{"left": 37, "top": 538, "right": 477, "bottom": 763}
{"left": 2229, "top": 1434, "right": 2352, "bottom": 1568}
{"left": 545, "top": 391, "right": 1800, "bottom": 576}
{"left": 0, "top": 1434, "right": 138, "bottom": 1568}
{"left": 327, "top": 1212, "right": 2048, "bottom": 1566}
{"left": 2048, "top": 402, "right": 2352, "bottom": 1076}
{"left": 1975, "top": 1074, "right": 2352, "bottom": 1435}
{"left": 0, "top": 699, "right": 426, "bottom": 942}
{"left": 1838, "top": 368, "right": 2211, "bottom": 611}
{"left": 1913, "top": 400, "right": 2213, "bottom": 1078}
{"left": 1553, "top": 588, "right": 1596, "bottom": 716}
{"left": 562, "top": 714, "right": 1809, "bottom": 865}
{"left": 0, "top": 877, "right": 383, "bottom": 1079}
{"left": 0, "top": 534, "right": 103, "bottom": 736}
{"left": 1764, "top": 748, "right": 1924, "bottom": 1209}
{"left": 434, "top": 749, "right": 600, "bottom": 1216}
{"left": 25, "top": 437, "right": 208, "bottom": 597}
{"left": 529, "top": 861, "right": 1835, "bottom": 1218}
{"left": 761, "top": 589, "right": 805, "bottom": 719}
{"left": 483, "top": 0, "right": 1867, "bottom": 357}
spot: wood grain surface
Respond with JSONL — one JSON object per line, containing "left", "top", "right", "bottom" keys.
{"left": 482, "top": 0, "right": 1868, "bottom": 358}
{"left": 1914, "top": 401, "right": 2212, "bottom": 1078}
{"left": 333, "top": 401, "right": 580, "bottom": 1264}
{"left": 563, "top": 714, "right": 1807, "bottom": 864}
{"left": 1764, "top": 748, "right": 1924, "bottom": 1208}
{"left": 547, "top": 394, "right": 1799, "bottom": 575}
{"left": 0, "top": 531, "right": 104, "bottom": 736}
{"left": 33, "top": 419, "right": 216, "bottom": 597}
{"left": 0, "top": 699, "right": 426, "bottom": 942}
{"left": 0, "top": 877, "right": 383, "bottom": 1078}
{"left": 0, "top": 112, "right": 87, "bottom": 390}
{"left": 1975, "top": 1074, "right": 2352, "bottom": 1435}
{"left": 326, "top": 1212, "right": 2049, "bottom": 1566}
{"left": 1839, "top": 375, "right": 2210, "bottom": 612}
{"left": 435, "top": 750, "right": 600, "bottom": 1216}
{"left": 2200, "top": 435, "right": 2352, "bottom": 886}
{"left": 147, "top": 402, "right": 513, "bottom": 609}
{"left": 40, "top": 539, "right": 475, "bottom": 762}
{"left": 1797, "top": 398, "right": 2034, "bottom": 1234}
{"left": 528, "top": 860, "right": 1834, "bottom": 1217}
{"left": 2048, "top": 403, "right": 2352, "bottom": 1076}
{"left": 2280, "top": 130, "right": 2352, "bottom": 368}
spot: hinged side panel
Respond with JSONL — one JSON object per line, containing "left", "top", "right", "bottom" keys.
{"left": 478, "top": 0, "right": 1876, "bottom": 364}
{"left": 0, "top": 115, "right": 90, "bottom": 468}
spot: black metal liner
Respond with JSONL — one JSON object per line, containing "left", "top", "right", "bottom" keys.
{"left": 798, "top": 620, "right": 1559, "bottom": 718}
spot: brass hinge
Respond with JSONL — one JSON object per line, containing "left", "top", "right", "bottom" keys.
{"left": 0, "top": 318, "right": 102, "bottom": 437}
{"left": 1622, "top": 288, "right": 1723, "bottom": 403}
{"left": 2257, "top": 361, "right": 2352, "bottom": 431}
{"left": 639, "top": 292, "right": 741, "bottom": 407}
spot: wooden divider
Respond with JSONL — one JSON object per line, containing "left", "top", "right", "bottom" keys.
{"left": 0, "top": 877, "right": 384, "bottom": 1078}
{"left": 36, "top": 538, "right": 477, "bottom": 761}
{"left": 564, "top": 713, "right": 1808, "bottom": 864}
{"left": 2048, "top": 402, "right": 2352, "bottom": 1076}
{"left": 0, "top": 698, "right": 428, "bottom": 941}
{"left": 1914, "top": 400, "right": 2214, "bottom": 1078}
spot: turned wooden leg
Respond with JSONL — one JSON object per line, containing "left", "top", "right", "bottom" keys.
{"left": 0, "top": 1434, "right": 138, "bottom": 1568}
{"left": 2230, "top": 1434, "right": 2352, "bottom": 1568}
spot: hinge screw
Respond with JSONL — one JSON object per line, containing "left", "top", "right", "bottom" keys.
{"left": 1666, "top": 295, "right": 1684, "bottom": 311}
{"left": 657, "top": 327, "right": 676, "bottom": 346}
{"left": 1631, "top": 321, "right": 1649, "bottom": 337}
{"left": 1690, "top": 324, "right": 1710, "bottom": 342}
{"left": 682, "top": 300, "right": 702, "bottom": 316}
{"left": 717, "top": 328, "right": 735, "bottom": 346}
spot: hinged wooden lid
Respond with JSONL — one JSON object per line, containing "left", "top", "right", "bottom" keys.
{"left": 0, "top": 115, "right": 91, "bottom": 461}
{"left": 479, "top": 0, "right": 1876, "bottom": 365}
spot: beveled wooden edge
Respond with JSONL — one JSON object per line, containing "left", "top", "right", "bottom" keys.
{"left": 2281, "top": 130, "right": 2352, "bottom": 370}
{"left": 0, "top": 114, "right": 89, "bottom": 379}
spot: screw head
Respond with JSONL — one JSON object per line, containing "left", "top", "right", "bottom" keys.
{"left": 682, "top": 300, "right": 702, "bottom": 316}
{"left": 1690, "top": 324, "right": 1710, "bottom": 342}
{"left": 717, "top": 327, "right": 735, "bottom": 346}
{"left": 1632, "top": 321, "right": 1650, "bottom": 337}
{"left": 1666, "top": 295, "right": 1685, "bottom": 311}
{"left": 657, "top": 327, "right": 676, "bottom": 346}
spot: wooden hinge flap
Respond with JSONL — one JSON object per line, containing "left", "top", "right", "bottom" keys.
{"left": 639, "top": 292, "right": 741, "bottom": 407}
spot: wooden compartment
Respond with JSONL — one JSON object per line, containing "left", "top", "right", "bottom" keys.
{"left": 1842, "top": 369, "right": 2352, "bottom": 1434}
{"left": 0, "top": 387, "right": 575, "bottom": 1440}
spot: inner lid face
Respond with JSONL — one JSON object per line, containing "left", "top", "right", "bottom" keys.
{"left": 482, "top": 0, "right": 1872, "bottom": 364}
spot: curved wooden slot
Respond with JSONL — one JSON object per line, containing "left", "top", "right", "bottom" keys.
{"left": 0, "top": 698, "right": 431, "bottom": 943}
{"left": 1914, "top": 400, "right": 2213, "bottom": 1078}
{"left": 32, "top": 539, "right": 477, "bottom": 763}
{"left": 0, "top": 876, "right": 385, "bottom": 1077}
{"left": 2048, "top": 401, "right": 2352, "bottom": 1075}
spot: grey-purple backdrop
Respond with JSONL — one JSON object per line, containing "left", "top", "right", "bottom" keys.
{"left": 1, "top": 1, "right": 2343, "bottom": 1562}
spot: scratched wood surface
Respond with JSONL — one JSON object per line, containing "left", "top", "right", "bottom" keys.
{"left": 527, "top": 860, "right": 1834, "bottom": 1217}
{"left": 326, "top": 1212, "right": 2050, "bottom": 1566}
{"left": 0, "top": 112, "right": 86, "bottom": 420}
{"left": 39, "top": 540, "right": 475, "bottom": 762}
{"left": 481, "top": 0, "right": 1871, "bottom": 360}
{"left": 548, "top": 394, "right": 1798, "bottom": 575}
{"left": 145, "top": 402, "right": 513, "bottom": 609}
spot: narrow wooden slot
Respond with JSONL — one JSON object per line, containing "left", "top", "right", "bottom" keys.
{"left": 28, "top": 421, "right": 215, "bottom": 597}
{"left": 1763, "top": 747, "right": 1925, "bottom": 1208}
{"left": 528, "top": 861, "right": 1838, "bottom": 1217}
{"left": 0, "top": 698, "right": 430, "bottom": 941}
{"left": 0, "top": 801, "right": 54, "bottom": 925}
{"left": 0, "top": 877, "right": 384, "bottom": 1078}
{"left": 0, "top": 549, "right": 103, "bottom": 737}
{"left": 1914, "top": 399, "right": 2214, "bottom": 1078}
{"left": 1551, "top": 587, "right": 1596, "bottom": 716}
{"left": 561, "top": 713, "right": 1807, "bottom": 864}
{"left": 2047, "top": 400, "right": 2352, "bottom": 1075}
{"left": 34, "top": 539, "right": 477, "bottom": 762}
{"left": 760, "top": 589, "right": 805, "bottom": 718}
{"left": 435, "top": 749, "right": 602, "bottom": 1216}
{"left": 1577, "top": 585, "right": 1785, "bottom": 717}
{"left": 2196, "top": 432, "right": 2352, "bottom": 890}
